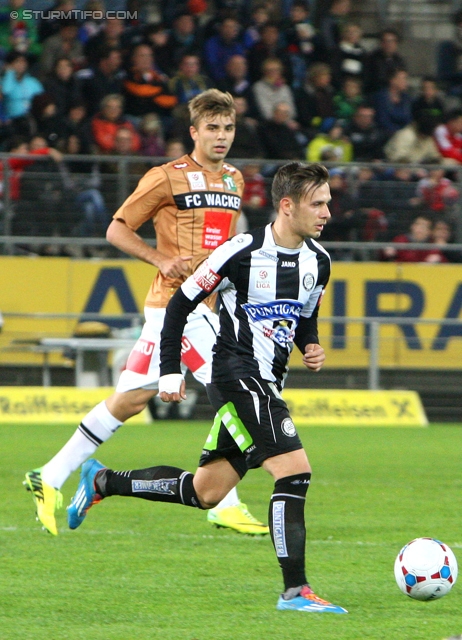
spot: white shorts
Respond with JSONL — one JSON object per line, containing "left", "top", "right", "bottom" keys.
{"left": 115, "top": 303, "right": 219, "bottom": 393}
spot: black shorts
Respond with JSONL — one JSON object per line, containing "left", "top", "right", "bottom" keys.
{"left": 198, "top": 377, "right": 304, "bottom": 478}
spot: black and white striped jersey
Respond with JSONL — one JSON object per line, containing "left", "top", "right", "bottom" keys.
{"left": 160, "top": 224, "right": 331, "bottom": 390}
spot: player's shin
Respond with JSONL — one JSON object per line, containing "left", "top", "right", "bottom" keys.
{"left": 269, "top": 473, "right": 311, "bottom": 590}
{"left": 41, "top": 401, "right": 123, "bottom": 489}
{"left": 96, "top": 465, "right": 205, "bottom": 509}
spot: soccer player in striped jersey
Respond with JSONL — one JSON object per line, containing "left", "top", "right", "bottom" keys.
{"left": 67, "top": 161, "right": 348, "bottom": 613}
{"left": 24, "top": 89, "right": 267, "bottom": 537}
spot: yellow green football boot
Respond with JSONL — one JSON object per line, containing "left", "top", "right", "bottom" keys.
{"left": 207, "top": 501, "right": 269, "bottom": 535}
{"left": 24, "top": 468, "right": 63, "bottom": 536}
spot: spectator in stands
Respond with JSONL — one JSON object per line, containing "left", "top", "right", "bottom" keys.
{"left": 294, "top": 62, "right": 336, "bottom": 135}
{"left": 160, "top": 12, "right": 201, "bottom": 77}
{"left": 61, "top": 133, "right": 109, "bottom": 238}
{"left": 333, "top": 76, "right": 364, "bottom": 122}
{"left": 37, "top": 0, "right": 74, "bottom": 44}
{"left": 229, "top": 95, "right": 264, "bottom": 159}
{"left": 306, "top": 117, "right": 353, "bottom": 163}
{"left": 77, "top": 47, "right": 125, "bottom": 117}
{"left": 0, "top": 134, "right": 58, "bottom": 201}
{"left": 429, "top": 218, "right": 462, "bottom": 263}
{"left": 123, "top": 44, "right": 178, "bottom": 127}
{"left": 413, "top": 168, "right": 459, "bottom": 215}
{"left": 433, "top": 108, "right": 462, "bottom": 164}
{"left": 383, "top": 166, "right": 421, "bottom": 237}
{"left": 330, "top": 22, "right": 366, "bottom": 90}
{"left": 44, "top": 56, "right": 82, "bottom": 117}
{"left": 243, "top": 3, "right": 270, "bottom": 49}
{"left": 0, "top": 0, "right": 42, "bottom": 62}
{"left": 322, "top": 167, "right": 359, "bottom": 248}
{"left": 91, "top": 94, "right": 141, "bottom": 154}
{"left": 354, "top": 165, "right": 385, "bottom": 212}
{"left": 30, "top": 91, "right": 68, "bottom": 148}
{"left": 168, "top": 54, "right": 211, "bottom": 104}
{"left": 283, "top": 0, "right": 318, "bottom": 87}
{"left": 0, "top": 52, "right": 43, "bottom": 120}
{"left": 203, "top": 17, "right": 246, "bottom": 83}
{"left": 84, "top": 17, "right": 125, "bottom": 67}
{"left": 241, "top": 162, "right": 270, "bottom": 228}
{"left": 343, "top": 104, "right": 386, "bottom": 161}
{"left": 143, "top": 23, "right": 171, "bottom": 77}
{"left": 252, "top": 57, "right": 297, "bottom": 121}
{"left": 138, "top": 112, "right": 165, "bottom": 157}
{"left": 164, "top": 138, "right": 185, "bottom": 158}
{"left": 373, "top": 68, "right": 412, "bottom": 139}
{"left": 381, "top": 214, "right": 437, "bottom": 262}
{"left": 100, "top": 126, "right": 149, "bottom": 175}
{"left": 217, "top": 54, "right": 257, "bottom": 112}
{"left": 247, "top": 21, "right": 292, "bottom": 84}
{"left": 258, "top": 101, "right": 305, "bottom": 159}
{"left": 8, "top": 133, "right": 67, "bottom": 236}
{"left": 411, "top": 76, "right": 445, "bottom": 125}
{"left": 364, "top": 28, "right": 407, "bottom": 96}
{"left": 77, "top": 0, "right": 105, "bottom": 45}
{"left": 63, "top": 99, "right": 93, "bottom": 153}
{"left": 384, "top": 116, "right": 442, "bottom": 164}
{"left": 436, "top": 10, "right": 462, "bottom": 96}
{"left": 166, "top": 103, "right": 194, "bottom": 153}
{"left": 40, "top": 18, "right": 85, "bottom": 77}
{"left": 318, "top": 0, "right": 352, "bottom": 55}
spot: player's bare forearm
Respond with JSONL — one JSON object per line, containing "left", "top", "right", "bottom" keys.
{"left": 106, "top": 219, "right": 191, "bottom": 277}
{"left": 302, "top": 343, "right": 325, "bottom": 372}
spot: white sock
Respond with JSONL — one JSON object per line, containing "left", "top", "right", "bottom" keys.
{"left": 41, "top": 401, "right": 123, "bottom": 489}
{"left": 214, "top": 486, "right": 240, "bottom": 509}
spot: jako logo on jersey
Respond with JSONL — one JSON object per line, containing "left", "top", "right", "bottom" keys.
{"left": 173, "top": 162, "right": 188, "bottom": 169}
{"left": 193, "top": 260, "right": 221, "bottom": 292}
{"left": 126, "top": 339, "right": 155, "bottom": 375}
{"left": 281, "top": 261, "right": 296, "bottom": 267}
{"left": 242, "top": 300, "right": 302, "bottom": 322}
{"left": 259, "top": 249, "right": 278, "bottom": 262}
{"left": 187, "top": 171, "right": 206, "bottom": 190}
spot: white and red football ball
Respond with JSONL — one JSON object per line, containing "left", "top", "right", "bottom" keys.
{"left": 394, "top": 537, "right": 458, "bottom": 601}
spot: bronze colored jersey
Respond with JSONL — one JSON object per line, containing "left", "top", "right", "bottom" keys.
{"left": 113, "top": 154, "right": 244, "bottom": 309}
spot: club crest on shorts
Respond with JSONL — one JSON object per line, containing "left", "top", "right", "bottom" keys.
{"left": 303, "top": 273, "right": 315, "bottom": 291}
{"left": 281, "top": 417, "right": 296, "bottom": 437}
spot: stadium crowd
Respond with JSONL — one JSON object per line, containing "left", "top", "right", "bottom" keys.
{"left": 0, "top": 0, "right": 462, "bottom": 260}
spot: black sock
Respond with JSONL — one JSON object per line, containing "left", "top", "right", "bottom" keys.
{"left": 269, "top": 472, "right": 311, "bottom": 591}
{"left": 95, "top": 465, "right": 204, "bottom": 509}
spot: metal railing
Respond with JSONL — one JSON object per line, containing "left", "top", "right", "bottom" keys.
{"left": 1, "top": 153, "right": 462, "bottom": 254}
{"left": 1, "top": 312, "right": 460, "bottom": 391}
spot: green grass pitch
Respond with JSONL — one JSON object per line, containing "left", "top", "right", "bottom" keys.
{"left": 1, "top": 422, "right": 461, "bottom": 640}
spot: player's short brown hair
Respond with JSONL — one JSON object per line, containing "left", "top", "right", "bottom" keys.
{"left": 271, "top": 162, "right": 329, "bottom": 210}
{"left": 188, "top": 89, "right": 235, "bottom": 128}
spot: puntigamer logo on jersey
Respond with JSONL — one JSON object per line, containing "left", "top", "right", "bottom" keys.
{"left": 193, "top": 260, "right": 221, "bottom": 292}
{"left": 242, "top": 300, "right": 303, "bottom": 322}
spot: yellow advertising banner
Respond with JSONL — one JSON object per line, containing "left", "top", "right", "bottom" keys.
{"left": 0, "top": 387, "right": 150, "bottom": 424}
{"left": 282, "top": 389, "right": 428, "bottom": 427}
{"left": 1, "top": 257, "right": 462, "bottom": 369}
